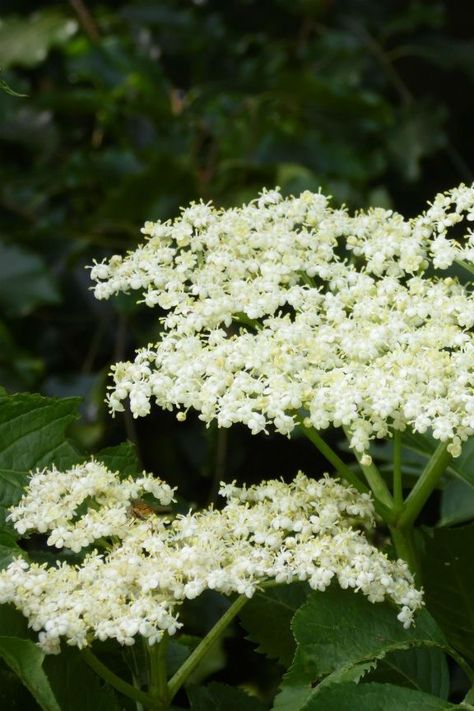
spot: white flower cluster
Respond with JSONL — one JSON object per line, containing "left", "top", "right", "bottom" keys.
{"left": 89, "top": 184, "right": 474, "bottom": 455}
{"left": 0, "top": 462, "right": 422, "bottom": 653}
{"left": 7, "top": 460, "right": 175, "bottom": 552}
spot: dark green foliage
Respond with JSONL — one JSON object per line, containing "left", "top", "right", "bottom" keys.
{"left": 421, "top": 525, "right": 474, "bottom": 664}
{"left": 239, "top": 583, "right": 309, "bottom": 666}
{"left": 0, "top": 392, "right": 81, "bottom": 527}
{"left": 367, "top": 647, "right": 450, "bottom": 698}
{"left": 274, "top": 587, "right": 451, "bottom": 710}
{"left": 188, "top": 682, "right": 266, "bottom": 711}
{"left": 43, "top": 648, "right": 120, "bottom": 711}
{"left": 0, "top": 638, "right": 60, "bottom": 711}
{"left": 300, "top": 682, "right": 455, "bottom": 710}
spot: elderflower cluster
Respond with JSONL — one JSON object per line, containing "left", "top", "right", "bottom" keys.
{"left": 89, "top": 184, "right": 474, "bottom": 456}
{"left": 7, "top": 460, "right": 175, "bottom": 552}
{"left": 0, "top": 462, "right": 422, "bottom": 653}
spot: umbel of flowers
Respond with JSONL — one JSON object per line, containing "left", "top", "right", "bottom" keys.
{"left": 90, "top": 184, "right": 474, "bottom": 458}
{"left": 0, "top": 461, "right": 422, "bottom": 654}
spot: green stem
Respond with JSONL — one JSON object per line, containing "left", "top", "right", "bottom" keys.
{"left": 342, "top": 426, "right": 393, "bottom": 509}
{"left": 389, "top": 525, "right": 420, "bottom": 579}
{"left": 168, "top": 594, "right": 247, "bottom": 703}
{"left": 393, "top": 430, "right": 403, "bottom": 510}
{"left": 126, "top": 644, "right": 145, "bottom": 711}
{"left": 81, "top": 648, "right": 152, "bottom": 707}
{"left": 299, "top": 421, "right": 366, "bottom": 492}
{"left": 299, "top": 421, "right": 396, "bottom": 523}
{"left": 233, "top": 312, "right": 263, "bottom": 331}
{"left": 456, "top": 259, "right": 474, "bottom": 277}
{"left": 148, "top": 635, "right": 169, "bottom": 709}
{"left": 398, "top": 442, "right": 452, "bottom": 528}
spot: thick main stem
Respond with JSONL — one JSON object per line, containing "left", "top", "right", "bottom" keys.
{"left": 167, "top": 594, "right": 247, "bottom": 703}
{"left": 392, "top": 430, "right": 403, "bottom": 510}
{"left": 398, "top": 442, "right": 452, "bottom": 528}
{"left": 389, "top": 525, "right": 420, "bottom": 579}
{"left": 148, "top": 635, "right": 169, "bottom": 710}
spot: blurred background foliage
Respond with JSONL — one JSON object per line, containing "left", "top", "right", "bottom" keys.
{"left": 1, "top": 1, "right": 474, "bottom": 703}
{"left": 0, "top": 0, "right": 473, "bottom": 497}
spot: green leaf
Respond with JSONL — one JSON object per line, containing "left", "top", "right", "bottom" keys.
{"left": 188, "top": 682, "right": 266, "bottom": 711}
{"left": 0, "top": 392, "right": 80, "bottom": 471}
{"left": 239, "top": 582, "right": 309, "bottom": 665}
{"left": 0, "top": 531, "right": 27, "bottom": 569}
{"left": 303, "top": 682, "right": 455, "bottom": 710}
{"left": 292, "top": 588, "right": 445, "bottom": 677}
{"left": 95, "top": 441, "right": 140, "bottom": 477}
{"left": 0, "top": 11, "right": 77, "bottom": 69}
{"left": 0, "top": 603, "right": 30, "bottom": 638}
{"left": 440, "top": 479, "right": 474, "bottom": 526}
{"left": 0, "top": 392, "right": 81, "bottom": 526}
{"left": 0, "top": 637, "right": 60, "bottom": 711}
{"left": 0, "top": 242, "right": 60, "bottom": 317}
{"left": 274, "top": 588, "right": 446, "bottom": 711}
{"left": 44, "top": 647, "right": 119, "bottom": 711}
{"left": 420, "top": 524, "right": 474, "bottom": 663}
{"left": 367, "top": 647, "right": 450, "bottom": 698}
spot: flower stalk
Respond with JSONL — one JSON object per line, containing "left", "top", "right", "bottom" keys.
{"left": 398, "top": 442, "right": 452, "bottom": 528}
{"left": 392, "top": 430, "right": 403, "bottom": 511}
{"left": 167, "top": 594, "right": 248, "bottom": 703}
{"left": 82, "top": 648, "right": 152, "bottom": 707}
{"left": 148, "top": 636, "right": 170, "bottom": 710}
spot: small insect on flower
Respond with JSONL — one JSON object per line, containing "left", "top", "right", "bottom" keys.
{"left": 128, "top": 500, "right": 173, "bottom": 520}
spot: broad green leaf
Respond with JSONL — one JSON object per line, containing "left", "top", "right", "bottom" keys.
{"left": 274, "top": 588, "right": 446, "bottom": 711}
{"left": 0, "top": 392, "right": 80, "bottom": 471}
{"left": 188, "top": 682, "right": 265, "bottom": 711}
{"left": 367, "top": 647, "right": 450, "bottom": 698}
{"left": 0, "top": 392, "right": 81, "bottom": 526}
{"left": 420, "top": 524, "right": 474, "bottom": 663}
{"left": 95, "top": 441, "right": 140, "bottom": 477}
{"left": 0, "top": 637, "right": 60, "bottom": 711}
{"left": 292, "top": 588, "right": 445, "bottom": 677}
{"left": 316, "top": 660, "right": 377, "bottom": 691}
{"left": 440, "top": 479, "right": 474, "bottom": 526}
{"left": 0, "top": 12, "right": 77, "bottom": 69}
{"left": 0, "top": 469, "right": 28, "bottom": 529}
{"left": 0, "top": 531, "right": 27, "bottom": 569}
{"left": 0, "top": 603, "right": 30, "bottom": 638}
{"left": 0, "top": 242, "right": 60, "bottom": 317}
{"left": 303, "top": 682, "right": 454, "bottom": 710}
{"left": 239, "top": 582, "right": 309, "bottom": 665}
{"left": 44, "top": 647, "right": 119, "bottom": 711}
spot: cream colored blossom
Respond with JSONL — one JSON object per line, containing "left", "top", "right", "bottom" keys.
{"left": 0, "top": 462, "right": 422, "bottom": 653}
{"left": 89, "top": 184, "right": 474, "bottom": 455}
